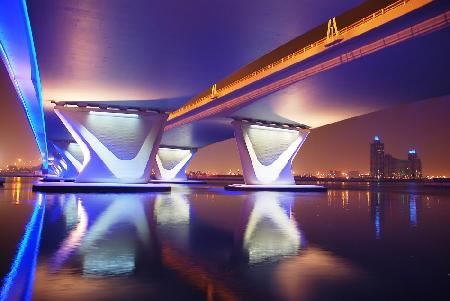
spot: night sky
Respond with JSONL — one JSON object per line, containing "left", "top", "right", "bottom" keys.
{"left": 1, "top": 61, "right": 449, "bottom": 176}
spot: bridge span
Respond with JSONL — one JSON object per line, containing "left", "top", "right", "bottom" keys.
{"left": 1, "top": 0, "right": 449, "bottom": 188}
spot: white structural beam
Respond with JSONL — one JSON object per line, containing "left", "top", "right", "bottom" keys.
{"left": 50, "top": 141, "right": 83, "bottom": 179}
{"left": 54, "top": 105, "right": 167, "bottom": 183}
{"left": 154, "top": 147, "right": 195, "bottom": 181}
{"left": 232, "top": 120, "right": 309, "bottom": 185}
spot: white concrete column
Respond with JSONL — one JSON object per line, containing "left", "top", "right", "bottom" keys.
{"left": 54, "top": 105, "right": 167, "bottom": 183}
{"left": 153, "top": 147, "right": 195, "bottom": 181}
{"left": 50, "top": 141, "right": 83, "bottom": 179}
{"left": 232, "top": 120, "right": 309, "bottom": 185}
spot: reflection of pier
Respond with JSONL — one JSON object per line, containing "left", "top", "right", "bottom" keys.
{"left": 29, "top": 190, "right": 374, "bottom": 300}
{"left": 48, "top": 196, "right": 87, "bottom": 272}
{"left": 234, "top": 192, "right": 302, "bottom": 264}
{"left": 80, "top": 196, "right": 152, "bottom": 277}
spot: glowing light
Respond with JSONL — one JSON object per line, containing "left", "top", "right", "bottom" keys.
{"left": 374, "top": 136, "right": 380, "bottom": 141}
{"left": 49, "top": 200, "right": 88, "bottom": 272}
{"left": 375, "top": 206, "right": 381, "bottom": 239}
{"left": 409, "top": 196, "right": 417, "bottom": 227}
{"left": 243, "top": 193, "right": 301, "bottom": 264}
{"left": 81, "top": 198, "right": 149, "bottom": 251}
{"left": 55, "top": 107, "right": 166, "bottom": 183}
{"left": 54, "top": 110, "right": 91, "bottom": 173}
{"left": 0, "top": 0, "right": 48, "bottom": 169}
{"left": 234, "top": 122, "right": 309, "bottom": 185}
{"left": 154, "top": 194, "right": 190, "bottom": 225}
{"left": 168, "top": 0, "right": 432, "bottom": 123}
{"left": 155, "top": 148, "right": 194, "bottom": 181}
{"left": 409, "top": 149, "right": 416, "bottom": 154}
{"left": 88, "top": 111, "right": 139, "bottom": 118}
{"left": 0, "top": 194, "right": 46, "bottom": 301}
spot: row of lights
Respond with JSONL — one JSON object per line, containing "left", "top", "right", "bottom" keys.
{"left": 51, "top": 101, "right": 162, "bottom": 114}
{"left": 239, "top": 118, "right": 309, "bottom": 130}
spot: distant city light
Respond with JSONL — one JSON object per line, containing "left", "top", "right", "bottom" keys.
{"left": 409, "top": 149, "right": 416, "bottom": 154}
{"left": 374, "top": 136, "right": 380, "bottom": 141}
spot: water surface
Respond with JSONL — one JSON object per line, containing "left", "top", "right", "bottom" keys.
{"left": 1, "top": 177, "right": 449, "bottom": 300}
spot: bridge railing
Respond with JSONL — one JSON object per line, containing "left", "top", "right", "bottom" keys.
{"left": 169, "top": 0, "right": 414, "bottom": 121}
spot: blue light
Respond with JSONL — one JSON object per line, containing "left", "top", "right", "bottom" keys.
{"left": 0, "top": 0, "right": 48, "bottom": 170}
{"left": 374, "top": 136, "right": 380, "bottom": 141}
{"left": 375, "top": 206, "right": 381, "bottom": 240}
{"left": 23, "top": 0, "right": 48, "bottom": 169}
{"left": 409, "top": 149, "right": 416, "bottom": 154}
{"left": 0, "top": 195, "right": 46, "bottom": 301}
{"left": 409, "top": 196, "right": 417, "bottom": 227}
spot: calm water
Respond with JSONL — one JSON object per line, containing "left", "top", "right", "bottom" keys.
{"left": 1, "top": 178, "right": 449, "bottom": 301}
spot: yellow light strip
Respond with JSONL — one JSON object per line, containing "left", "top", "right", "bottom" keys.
{"left": 168, "top": 0, "right": 432, "bottom": 121}
{"left": 166, "top": 9, "right": 449, "bottom": 130}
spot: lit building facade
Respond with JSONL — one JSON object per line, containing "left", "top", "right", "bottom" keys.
{"left": 370, "top": 136, "right": 422, "bottom": 179}
{"left": 370, "top": 136, "right": 385, "bottom": 179}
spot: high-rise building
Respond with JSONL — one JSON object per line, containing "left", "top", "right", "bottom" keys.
{"left": 384, "top": 154, "right": 410, "bottom": 178}
{"left": 370, "top": 136, "right": 384, "bottom": 178}
{"left": 407, "top": 149, "right": 422, "bottom": 178}
{"left": 370, "top": 136, "right": 422, "bottom": 179}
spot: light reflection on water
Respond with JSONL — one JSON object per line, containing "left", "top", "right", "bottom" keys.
{"left": 0, "top": 180, "right": 449, "bottom": 300}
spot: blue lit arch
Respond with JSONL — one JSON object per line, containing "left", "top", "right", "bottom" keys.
{"left": 0, "top": 0, "right": 48, "bottom": 169}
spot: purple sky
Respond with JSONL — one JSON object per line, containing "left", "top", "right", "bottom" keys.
{"left": 1, "top": 62, "right": 449, "bottom": 175}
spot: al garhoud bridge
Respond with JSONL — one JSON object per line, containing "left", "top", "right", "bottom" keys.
{"left": 1, "top": 0, "right": 449, "bottom": 191}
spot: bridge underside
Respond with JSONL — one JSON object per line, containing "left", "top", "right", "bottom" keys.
{"left": 162, "top": 21, "right": 450, "bottom": 149}
{"left": 40, "top": 1, "right": 450, "bottom": 185}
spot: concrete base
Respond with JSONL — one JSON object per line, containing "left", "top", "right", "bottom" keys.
{"left": 40, "top": 176, "right": 75, "bottom": 182}
{"left": 224, "top": 184, "right": 327, "bottom": 192}
{"left": 150, "top": 179, "right": 206, "bottom": 184}
{"left": 32, "top": 181, "right": 171, "bottom": 193}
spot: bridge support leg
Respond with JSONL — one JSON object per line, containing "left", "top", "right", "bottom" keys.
{"left": 49, "top": 141, "right": 83, "bottom": 179}
{"left": 232, "top": 120, "right": 309, "bottom": 185}
{"left": 54, "top": 105, "right": 167, "bottom": 183}
{"left": 154, "top": 147, "right": 196, "bottom": 181}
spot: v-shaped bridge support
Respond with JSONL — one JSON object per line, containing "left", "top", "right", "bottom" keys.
{"left": 54, "top": 105, "right": 167, "bottom": 183}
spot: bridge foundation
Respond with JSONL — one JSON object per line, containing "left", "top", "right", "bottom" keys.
{"left": 53, "top": 105, "right": 167, "bottom": 184}
{"left": 228, "top": 120, "right": 325, "bottom": 191}
{"left": 153, "top": 147, "right": 197, "bottom": 182}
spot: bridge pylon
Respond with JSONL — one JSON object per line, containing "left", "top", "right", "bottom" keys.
{"left": 153, "top": 147, "right": 196, "bottom": 181}
{"left": 53, "top": 104, "right": 167, "bottom": 184}
{"left": 231, "top": 120, "right": 309, "bottom": 185}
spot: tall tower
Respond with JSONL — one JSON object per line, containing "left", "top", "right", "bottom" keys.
{"left": 370, "top": 136, "right": 385, "bottom": 179}
{"left": 407, "top": 149, "right": 422, "bottom": 179}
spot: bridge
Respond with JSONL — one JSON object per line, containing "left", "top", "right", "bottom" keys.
{"left": 1, "top": 0, "right": 449, "bottom": 190}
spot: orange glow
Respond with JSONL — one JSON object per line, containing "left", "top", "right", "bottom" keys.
{"left": 161, "top": 243, "right": 241, "bottom": 301}
{"left": 167, "top": 8, "right": 447, "bottom": 130}
{"left": 168, "top": 0, "right": 432, "bottom": 122}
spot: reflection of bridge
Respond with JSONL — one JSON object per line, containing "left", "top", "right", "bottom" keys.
{"left": 6, "top": 191, "right": 306, "bottom": 299}
{"left": 1, "top": 0, "right": 449, "bottom": 188}
{"left": 1, "top": 189, "right": 422, "bottom": 299}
